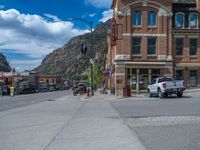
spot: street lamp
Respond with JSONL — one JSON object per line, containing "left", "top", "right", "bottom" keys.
{"left": 67, "top": 18, "right": 94, "bottom": 96}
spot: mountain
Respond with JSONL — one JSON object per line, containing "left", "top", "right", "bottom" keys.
{"left": 0, "top": 53, "right": 11, "bottom": 72}
{"left": 35, "top": 20, "right": 111, "bottom": 80}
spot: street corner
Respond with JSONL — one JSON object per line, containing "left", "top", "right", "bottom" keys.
{"left": 80, "top": 94, "right": 90, "bottom": 101}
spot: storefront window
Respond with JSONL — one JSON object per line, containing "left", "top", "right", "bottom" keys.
{"left": 190, "top": 38, "right": 197, "bottom": 56}
{"left": 151, "top": 69, "right": 161, "bottom": 83}
{"left": 176, "top": 70, "right": 183, "bottom": 80}
{"left": 126, "top": 68, "right": 137, "bottom": 90}
{"left": 139, "top": 69, "right": 149, "bottom": 90}
{"left": 176, "top": 38, "right": 183, "bottom": 55}
{"left": 126, "top": 68, "right": 161, "bottom": 91}
{"left": 190, "top": 70, "right": 197, "bottom": 87}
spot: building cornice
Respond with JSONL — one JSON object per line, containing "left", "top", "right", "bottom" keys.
{"left": 123, "top": 33, "right": 167, "bottom": 37}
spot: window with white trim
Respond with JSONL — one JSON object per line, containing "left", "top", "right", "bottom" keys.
{"left": 148, "top": 11, "right": 157, "bottom": 27}
{"left": 175, "top": 13, "right": 184, "bottom": 28}
{"left": 176, "top": 38, "right": 183, "bottom": 55}
{"left": 132, "top": 11, "right": 142, "bottom": 27}
{"left": 190, "top": 38, "right": 197, "bottom": 56}
{"left": 132, "top": 37, "right": 141, "bottom": 55}
{"left": 147, "top": 37, "right": 156, "bottom": 55}
{"left": 189, "top": 13, "right": 198, "bottom": 29}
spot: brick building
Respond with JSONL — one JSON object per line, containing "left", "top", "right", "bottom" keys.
{"left": 107, "top": 0, "right": 200, "bottom": 95}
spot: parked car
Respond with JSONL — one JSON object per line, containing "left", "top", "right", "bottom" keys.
{"left": 73, "top": 82, "right": 87, "bottom": 96}
{"left": 38, "top": 87, "right": 49, "bottom": 93}
{"left": 49, "top": 87, "right": 55, "bottom": 92}
{"left": 147, "top": 77, "right": 185, "bottom": 98}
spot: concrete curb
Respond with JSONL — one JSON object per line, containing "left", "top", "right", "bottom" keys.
{"left": 185, "top": 88, "right": 200, "bottom": 93}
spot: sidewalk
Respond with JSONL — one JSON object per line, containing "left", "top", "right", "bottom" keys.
{"left": 185, "top": 88, "right": 200, "bottom": 93}
{"left": 0, "top": 94, "right": 145, "bottom": 150}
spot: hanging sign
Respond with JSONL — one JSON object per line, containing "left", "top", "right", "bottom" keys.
{"left": 111, "top": 17, "right": 117, "bottom": 47}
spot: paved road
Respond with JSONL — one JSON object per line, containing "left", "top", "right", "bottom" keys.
{"left": 111, "top": 92, "right": 200, "bottom": 150}
{"left": 0, "top": 90, "right": 71, "bottom": 112}
{"left": 0, "top": 91, "right": 200, "bottom": 150}
{"left": 0, "top": 92, "right": 145, "bottom": 150}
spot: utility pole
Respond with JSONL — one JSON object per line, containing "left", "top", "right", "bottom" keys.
{"left": 67, "top": 18, "right": 94, "bottom": 96}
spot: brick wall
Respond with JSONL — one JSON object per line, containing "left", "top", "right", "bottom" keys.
{"left": 197, "top": 0, "right": 200, "bottom": 10}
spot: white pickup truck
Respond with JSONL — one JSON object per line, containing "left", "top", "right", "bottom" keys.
{"left": 147, "top": 77, "right": 185, "bottom": 98}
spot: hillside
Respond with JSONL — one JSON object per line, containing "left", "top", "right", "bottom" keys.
{"left": 35, "top": 20, "right": 110, "bottom": 80}
{"left": 0, "top": 53, "right": 11, "bottom": 72}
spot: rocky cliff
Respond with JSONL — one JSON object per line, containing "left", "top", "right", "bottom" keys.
{"left": 35, "top": 20, "right": 110, "bottom": 80}
{"left": 0, "top": 53, "right": 11, "bottom": 72}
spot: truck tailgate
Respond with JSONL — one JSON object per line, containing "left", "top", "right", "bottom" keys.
{"left": 166, "top": 81, "right": 183, "bottom": 89}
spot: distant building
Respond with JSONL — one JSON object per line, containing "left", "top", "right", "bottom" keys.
{"left": 35, "top": 73, "right": 63, "bottom": 91}
{"left": 0, "top": 72, "right": 15, "bottom": 95}
{"left": 107, "top": 0, "right": 200, "bottom": 95}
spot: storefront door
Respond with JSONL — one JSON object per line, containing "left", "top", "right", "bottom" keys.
{"left": 190, "top": 70, "right": 197, "bottom": 87}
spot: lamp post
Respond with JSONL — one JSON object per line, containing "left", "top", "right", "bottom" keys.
{"left": 67, "top": 18, "right": 94, "bottom": 96}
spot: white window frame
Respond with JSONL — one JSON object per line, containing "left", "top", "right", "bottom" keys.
{"left": 189, "top": 12, "right": 198, "bottom": 29}
{"left": 147, "top": 11, "right": 157, "bottom": 28}
{"left": 132, "top": 11, "right": 142, "bottom": 27}
{"left": 175, "top": 12, "right": 185, "bottom": 29}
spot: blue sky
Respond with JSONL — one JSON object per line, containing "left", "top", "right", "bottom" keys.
{"left": 0, "top": 0, "right": 113, "bottom": 71}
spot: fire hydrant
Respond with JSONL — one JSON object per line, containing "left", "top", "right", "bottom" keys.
{"left": 86, "top": 88, "right": 90, "bottom": 97}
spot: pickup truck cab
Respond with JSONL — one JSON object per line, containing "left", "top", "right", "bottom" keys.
{"left": 148, "top": 77, "right": 185, "bottom": 98}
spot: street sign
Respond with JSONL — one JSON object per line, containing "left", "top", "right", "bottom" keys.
{"left": 111, "top": 17, "right": 117, "bottom": 47}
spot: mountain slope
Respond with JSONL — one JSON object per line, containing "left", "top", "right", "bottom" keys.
{"left": 35, "top": 20, "right": 110, "bottom": 80}
{"left": 0, "top": 53, "right": 11, "bottom": 72}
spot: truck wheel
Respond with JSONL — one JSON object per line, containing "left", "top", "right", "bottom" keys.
{"left": 148, "top": 89, "right": 152, "bottom": 97}
{"left": 177, "top": 92, "right": 183, "bottom": 98}
{"left": 158, "top": 89, "right": 163, "bottom": 98}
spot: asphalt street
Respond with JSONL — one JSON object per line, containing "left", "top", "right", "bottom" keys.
{"left": 0, "top": 90, "right": 71, "bottom": 112}
{"left": 0, "top": 90, "right": 200, "bottom": 150}
{"left": 111, "top": 92, "right": 200, "bottom": 150}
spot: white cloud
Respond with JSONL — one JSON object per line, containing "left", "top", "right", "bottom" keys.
{"left": 99, "top": 9, "right": 113, "bottom": 22}
{"left": 10, "top": 59, "right": 42, "bottom": 71}
{"left": 85, "top": 0, "right": 112, "bottom": 8}
{"left": 0, "top": 9, "right": 89, "bottom": 70}
{"left": 44, "top": 13, "right": 61, "bottom": 22}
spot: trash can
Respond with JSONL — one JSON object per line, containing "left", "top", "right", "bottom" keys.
{"left": 123, "top": 85, "right": 131, "bottom": 97}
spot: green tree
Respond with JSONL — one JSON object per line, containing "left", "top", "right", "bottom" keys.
{"left": 83, "top": 63, "right": 104, "bottom": 89}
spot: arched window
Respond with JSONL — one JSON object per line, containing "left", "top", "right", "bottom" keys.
{"left": 189, "top": 13, "right": 198, "bottom": 28}
{"left": 175, "top": 13, "right": 184, "bottom": 28}
{"left": 132, "top": 11, "right": 142, "bottom": 27}
{"left": 148, "top": 11, "right": 157, "bottom": 27}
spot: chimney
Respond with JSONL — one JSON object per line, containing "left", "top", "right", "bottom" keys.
{"left": 197, "top": 0, "right": 200, "bottom": 10}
